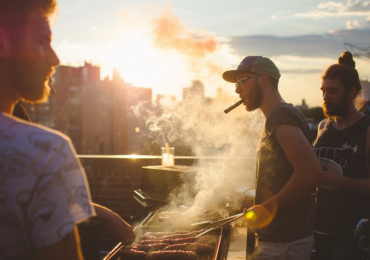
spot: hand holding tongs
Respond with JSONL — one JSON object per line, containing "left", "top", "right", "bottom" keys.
{"left": 195, "top": 213, "right": 245, "bottom": 238}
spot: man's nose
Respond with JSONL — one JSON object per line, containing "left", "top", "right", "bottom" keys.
{"left": 48, "top": 47, "right": 60, "bottom": 68}
{"left": 235, "top": 88, "right": 241, "bottom": 94}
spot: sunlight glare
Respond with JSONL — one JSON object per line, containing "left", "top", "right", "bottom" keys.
{"left": 99, "top": 29, "right": 190, "bottom": 98}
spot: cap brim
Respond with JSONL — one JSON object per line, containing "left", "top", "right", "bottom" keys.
{"left": 222, "top": 70, "right": 239, "bottom": 83}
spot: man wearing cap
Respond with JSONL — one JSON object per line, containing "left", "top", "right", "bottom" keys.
{"left": 223, "top": 56, "right": 323, "bottom": 259}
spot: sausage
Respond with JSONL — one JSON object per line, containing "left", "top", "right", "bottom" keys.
{"left": 138, "top": 235, "right": 157, "bottom": 241}
{"left": 148, "top": 250, "right": 197, "bottom": 260}
{"left": 140, "top": 237, "right": 197, "bottom": 245}
{"left": 145, "top": 231, "right": 191, "bottom": 237}
{"left": 163, "top": 243, "right": 214, "bottom": 254}
{"left": 161, "top": 234, "right": 193, "bottom": 240}
{"left": 196, "top": 235, "right": 218, "bottom": 246}
{"left": 161, "top": 230, "right": 206, "bottom": 240}
{"left": 119, "top": 248, "right": 147, "bottom": 259}
{"left": 132, "top": 243, "right": 170, "bottom": 252}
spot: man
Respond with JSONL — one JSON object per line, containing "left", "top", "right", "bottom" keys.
{"left": 222, "top": 56, "right": 323, "bottom": 259}
{"left": 12, "top": 84, "right": 136, "bottom": 253}
{"left": 0, "top": 1, "right": 134, "bottom": 260}
{"left": 313, "top": 51, "right": 370, "bottom": 260}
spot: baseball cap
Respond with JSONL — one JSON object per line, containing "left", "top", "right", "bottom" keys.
{"left": 222, "top": 56, "right": 280, "bottom": 83}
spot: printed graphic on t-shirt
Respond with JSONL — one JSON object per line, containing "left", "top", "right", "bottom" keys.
{"left": 313, "top": 142, "right": 357, "bottom": 168}
{"left": 0, "top": 112, "right": 94, "bottom": 260}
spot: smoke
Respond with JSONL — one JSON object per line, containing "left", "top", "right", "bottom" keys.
{"left": 150, "top": 10, "right": 228, "bottom": 86}
{"left": 134, "top": 91, "right": 264, "bottom": 223}
{"left": 128, "top": 10, "right": 264, "bottom": 222}
{"left": 151, "top": 10, "right": 219, "bottom": 59}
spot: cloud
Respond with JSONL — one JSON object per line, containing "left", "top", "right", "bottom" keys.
{"left": 228, "top": 29, "right": 370, "bottom": 59}
{"left": 347, "top": 19, "right": 361, "bottom": 28}
{"left": 297, "top": 0, "right": 370, "bottom": 19}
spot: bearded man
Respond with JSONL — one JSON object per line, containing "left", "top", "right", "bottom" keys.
{"left": 222, "top": 56, "right": 323, "bottom": 260}
{"left": 0, "top": 1, "right": 135, "bottom": 260}
{"left": 313, "top": 52, "right": 370, "bottom": 260}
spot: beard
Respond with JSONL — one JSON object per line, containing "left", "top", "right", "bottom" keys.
{"left": 323, "top": 95, "right": 349, "bottom": 119}
{"left": 245, "top": 81, "right": 263, "bottom": 111}
{"left": 9, "top": 49, "right": 50, "bottom": 104}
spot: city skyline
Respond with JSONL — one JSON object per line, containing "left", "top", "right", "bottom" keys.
{"left": 52, "top": 0, "right": 370, "bottom": 107}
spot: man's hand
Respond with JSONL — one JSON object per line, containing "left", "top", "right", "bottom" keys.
{"left": 92, "top": 203, "right": 136, "bottom": 245}
{"left": 320, "top": 161, "right": 343, "bottom": 190}
{"left": 243, "top": 204, "right": 277, "bottom": 229}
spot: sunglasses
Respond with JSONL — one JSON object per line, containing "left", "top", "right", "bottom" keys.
{"left": 235, "top": 76, "right": 259, "bottom": 88}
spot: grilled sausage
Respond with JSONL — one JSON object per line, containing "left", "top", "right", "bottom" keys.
{"left": 148, "top": 250, "right": 197, "bottom": 260}
{"left": 119, "top": 248, "right": 147, "bottom": 259}
{"left": 161, "top": 234, "right": 193, "bottom": 240}
{"left": 196, "top": 235, "right": 218, "bottom": 246}
{"left": 145, "top": 231, "right": 190, "bottom": 237}
{"left": 163, "top": 243, "right": 214, "bottom": 254}
{"left": 132, "top": 243, "right": 170, "bottom": 252}
{"left": 140, "top": 237, "right": 197, "bottom": 245}
{"left": 138, "top": 235, "right": 157, "bottom": 241}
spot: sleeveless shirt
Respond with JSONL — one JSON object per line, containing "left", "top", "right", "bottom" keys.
{"left": 314, "top": 116, "right": 370, "bottom": 233}
{"left": 255, "top": 103, "right": 313, "bottom": 242}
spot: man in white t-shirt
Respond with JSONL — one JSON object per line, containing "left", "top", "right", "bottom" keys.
{"left": 0, "top": 1, "right": 134, "bottom": 259}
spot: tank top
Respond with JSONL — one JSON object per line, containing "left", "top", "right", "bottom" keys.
{"left": 314, "top": 116, "right": 370, "bottom": 233}
{"left": 255, "top": 103, "right": 313, "bottom": 242}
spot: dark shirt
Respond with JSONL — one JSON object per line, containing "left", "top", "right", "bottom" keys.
{"left": 255, "top": 103, "right": 313, "bottom": 243}
{"left": 314, "top": 116, "right": 370, "bottom": 233}
{"left": 13, "top": 103, "right": 31, "bottom": 122}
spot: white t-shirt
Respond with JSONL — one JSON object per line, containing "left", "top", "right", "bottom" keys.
{"left": 0, "top": 112, "right": 95, "bottom": 259}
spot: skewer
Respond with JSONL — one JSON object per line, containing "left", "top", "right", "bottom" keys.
{"left": 224, "top": 100, "right": 243, "bottom": 114}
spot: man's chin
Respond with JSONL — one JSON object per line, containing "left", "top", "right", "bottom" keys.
{"left": 19, "top": 84, "right": 50, "bottom": 104}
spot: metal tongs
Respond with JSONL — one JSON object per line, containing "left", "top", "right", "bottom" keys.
{"left": 195, "top": 213, "right": 245, "bottom": 238}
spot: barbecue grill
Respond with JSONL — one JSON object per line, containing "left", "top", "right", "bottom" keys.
{"left": 104, "top": 165, "right": 256, "bottom": 260}
{"left": 104, "top": 209, "right": 232, "bottom": 260}
{"left": 132, "top": 166, "right": 199, "bottom": 222}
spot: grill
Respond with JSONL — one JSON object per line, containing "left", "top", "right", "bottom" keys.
{"left": 132, "top": 166, "right": 199, "bottom": 222}
{"left": 104, "top": 210, "right": 232, "bottom": 260}
{"left": 105, "top": 165, "right": 255, "bottom": 259}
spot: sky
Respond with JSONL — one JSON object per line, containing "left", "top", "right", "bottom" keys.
{"left": 52, "top": 0, "right": 370, "bottom": 107}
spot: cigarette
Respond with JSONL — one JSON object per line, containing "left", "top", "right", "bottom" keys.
{"left": 224, "top": 100, "right": 244, "bottom": 114}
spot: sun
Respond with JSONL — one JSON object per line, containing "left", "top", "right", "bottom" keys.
{"left": 99, "top": 29, "right": 191, "bottom": 99}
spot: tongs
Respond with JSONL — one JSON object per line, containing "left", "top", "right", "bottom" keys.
{"left": 195, "top": 212, "right": 245, "bottom": 238}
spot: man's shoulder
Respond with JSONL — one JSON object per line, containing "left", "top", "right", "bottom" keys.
{"left": 267, "top": 103, "right": 302, "bottom": 119}
{"left": 266, "top": 103, "right": 306, "bottom": 127}
{"left": 0, "top": 112, "right": 71, "bottom": 143}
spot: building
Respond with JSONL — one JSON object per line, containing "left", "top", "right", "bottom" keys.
{"left": 23, "top": 63, "right": 152, "bottom": 154}
{"left": 182, "top": 80, "right": 205, "bottom": 100}
{"left": 296, "top": 99, "right": 309, "bottom": 111}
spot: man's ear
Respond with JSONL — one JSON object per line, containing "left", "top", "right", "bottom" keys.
{"left": 348, "top": 85, "right": 357, "bottom": 100}
{"left": 260, "top": 73, "right": 269, "bottom": 86}
{"left": 0, "top": 27, "right": 11, "bottom": 57}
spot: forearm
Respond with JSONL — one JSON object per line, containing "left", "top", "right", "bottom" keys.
{"left": 337, "top": 176, "right": 370, "bottom": 195}
{"left": 92, "top": 203, "right": 117, "bottom": 221}
{"left": 263, "top": 170, "right": 321, "bottom": 213}
{"left": 91, "top": 203, "right": 136, "bottom": 244}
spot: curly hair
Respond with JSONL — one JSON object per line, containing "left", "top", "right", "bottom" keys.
{"left": 322, "top": 51, "right": 362, "bottom": 99}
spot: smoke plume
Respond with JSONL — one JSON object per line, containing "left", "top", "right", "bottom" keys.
{"left": 151, "top": 10, "right": 219, "bottom": 59}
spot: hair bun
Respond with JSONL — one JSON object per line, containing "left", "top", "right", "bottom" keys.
{"left": 338, "top": 51, "right": 355, "bottom": 68}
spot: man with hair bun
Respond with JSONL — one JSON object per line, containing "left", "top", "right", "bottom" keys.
{"left": 0, "top": 0, "right": 134, "bottom": 260}
{"left": 313, "top": 51, "right": 370, "bottom": 259}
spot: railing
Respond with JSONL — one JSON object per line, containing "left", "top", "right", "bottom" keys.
{"left": 77, "top": 155, "right": 256, "bottom": 221}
